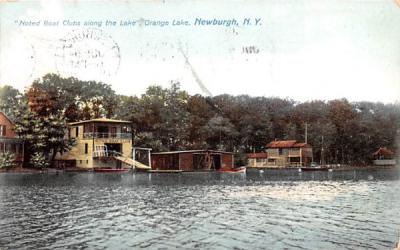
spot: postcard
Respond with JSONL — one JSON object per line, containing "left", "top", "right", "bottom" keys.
{"left": 0, "top": 1, "right": 399, "bottom": 249}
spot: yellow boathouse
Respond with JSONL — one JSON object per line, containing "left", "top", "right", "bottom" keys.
{"left": 55, "top": 118, "right": 133, "bottom": 169}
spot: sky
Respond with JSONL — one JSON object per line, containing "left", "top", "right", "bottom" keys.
{"left": 0, "top": 0, "right": 399, "bottom": 103}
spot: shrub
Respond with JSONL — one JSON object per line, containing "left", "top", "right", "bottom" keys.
{"left": 30, "top": 152, "right": 50, "bottom": 168}
{"left": 0, "top": 152, "right": 16, "bottom": 169}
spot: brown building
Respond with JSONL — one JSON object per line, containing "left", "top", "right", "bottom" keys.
{"left": 247, "top": 152, "right": 268, "bottom": 168}
{"left": 151, "top": 150, "right": 234, "bottom": 171}
{"left": 372, "top": 147, "right": 396, "bottom": 166}
{"left": 0, "top": 112, "right": 23, "bottom": 165}
{"left": 266, "top": 140, "right": 312, "bottom": 167}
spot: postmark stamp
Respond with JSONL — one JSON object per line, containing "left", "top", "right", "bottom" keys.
{"left": 54, "top": 28, "right": 120, "bottom": 80}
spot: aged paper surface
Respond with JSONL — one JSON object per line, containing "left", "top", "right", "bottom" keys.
{"left": 0, "top": 2, "right": 400, "bottom": 249}
{"left": 1, "top": 0, "right": 399, "bottom": 102}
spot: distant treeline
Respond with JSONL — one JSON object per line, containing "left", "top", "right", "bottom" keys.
{"left": 1, "top": 73, "right": 399, "bottom": 165}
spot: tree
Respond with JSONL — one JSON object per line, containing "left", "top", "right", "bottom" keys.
{"left": 26, "top": 82, "right": 58, "bottom": 117}
{"left": 202, "top": 115, "right": 238, "bottom": 151}
{"left": 30, "top": 152, "right": 50, "bottom": 168}
{"left": 187, "top": 95, "right": 215, "bottom": 149}
{"left": 13, "top": 102, "right": 74, "bottom": 167}
{"left": 0, "top": 152, "right": 16, "bottom": 169}
{"left": 0, "top": 85, "right": 23, "bottom": 119}
{"left": 113, "top": 83, "right": 399, "bottom": 165}
{"left": 15, "top": 73, "right": 400, "bottom": 166}
{"left": 27, "top": 73, "right": 118, "bottom": 121}
{"left": 115, "top": 82, "right": 190, "bottom": 151}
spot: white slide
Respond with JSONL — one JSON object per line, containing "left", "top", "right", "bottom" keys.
{"left": 114, "top": 156, "right": 151, "bottom": 170}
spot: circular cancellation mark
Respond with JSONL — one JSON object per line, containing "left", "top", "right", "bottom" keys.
{"left": 55, "top": 28, "right": 121, "bottom": 80}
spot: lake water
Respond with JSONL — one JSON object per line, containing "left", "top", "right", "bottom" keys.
{"left": 0, "top": 168, "right": 399, "bottom": 249}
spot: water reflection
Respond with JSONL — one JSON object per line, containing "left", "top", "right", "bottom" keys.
{"left": 0, "top": 169, "right": 399, "bottom": 249}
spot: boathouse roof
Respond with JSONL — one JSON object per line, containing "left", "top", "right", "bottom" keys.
{"left": 293, "top": 142, "right": 310, "bottom": 147}
{"left": 68, "top": 118, "right": 131, "bottom": 125}
{"left": 266, "top": 140, "right": 311, "bottom": 148}
{"left": 372, "top": 147, "right": 394, "bottom": 157}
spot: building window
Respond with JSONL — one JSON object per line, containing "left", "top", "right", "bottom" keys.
{"left": 110, "top": 127, "right": 117, "bottom": 137}
{"left": 84, "top": 143, "right": 88, "bottom": 154}
{"left": 84, "top": 124, "right": 92, "bottom": 133}
{"left": 75, "top": 127, "right": 79, "bottom": 137}
{"left": 121, "top": 125, "right": 131, "bottom": 133}
{"left": 0, "top": 125, "right": 6, "bottom": 136}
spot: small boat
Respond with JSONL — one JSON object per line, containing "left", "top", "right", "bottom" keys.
{"left": 218, "top": 166, "right": 246, "bottom": 173}
{"left": 64, "top": 168, "right": 92, "bottom": 172}
{"left": 300, "top": 166, "right": 331, "bottom": 172}
{"left": 93, "top": 168, "right": 130, "bottom": 173}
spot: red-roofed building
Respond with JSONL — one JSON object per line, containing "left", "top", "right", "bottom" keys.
{"left": 266, "top": 140, "right": 297, "bottom": 148}
{"left": 266, "top": 140, "right": 312, "bottom": 167}
{"left": 0, "top": 112, "right": 24, "bottom": 166}
{"left": 372, "top": 147, "right": 396, "bottom": 166}
{"left": 247, "top": 152, "right": 268, "bottom": 168}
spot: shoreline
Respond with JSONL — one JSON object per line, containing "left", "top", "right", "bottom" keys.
{"left": 1, "top": 165, "right": 398, "bottom": 174}
{"left": 0, "top": 167, "right": 63, "bottom": 173}
{"left": 243, "top": 165, "right": 398, "bottom": 171}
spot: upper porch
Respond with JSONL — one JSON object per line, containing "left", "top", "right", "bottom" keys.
{"left": 83, "top": 132, "right": 131, "bottom": 139}
{"left": 68, "top": 118, "right": 132, "bottom": 140}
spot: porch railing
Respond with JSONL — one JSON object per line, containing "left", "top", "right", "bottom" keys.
{"left": 93, "top": 150, "right": 123, "bottom": 158}
{"left": 83, "top": 132, "right": 131, "bottom": 139}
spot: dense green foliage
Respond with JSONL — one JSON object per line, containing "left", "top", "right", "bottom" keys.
{"left": 1, "top": 74, "right": 399, "bottom": 166}
{"left": 0, "top": 152, "right": 16, "bottom": 169}
{"left": 30, "top": 152, "right": 50, "bottom": 169}
{"left": 0, "top": 85, "right": 23, "bottom": 120}
{"left": 13, "top": 107, "right": 74, "bottom": 167}
{"left": 115, "top": 86, "right": 399, "bottom": 165}
{"left": 25, "top": 73, "right": 117, "bottom": 121}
